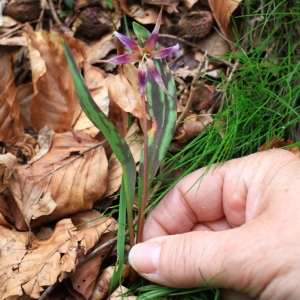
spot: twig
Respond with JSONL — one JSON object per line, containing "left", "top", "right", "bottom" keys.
{"left": 48, "top": 0, "right": 63, "bottom": 26}
{"left": 159, "top": 33, "right": 234, "bottom": 68}
{"left": 175, "top": 51, "right": 208, "bottom": 130}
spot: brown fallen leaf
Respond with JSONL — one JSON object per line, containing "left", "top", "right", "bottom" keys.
{"left": 8, "top": 131, "right": 108, "bottom": 228}
{"left": 208, "top": 0, "right": 242, "bottom": 42}
{"left": 28, "top": 126, "right": 55, "bottom": 164}
{"left": 85, "top": 33, "right": 116, "bottom": 63}
{"left": 0, "top": 217, "right": 112, "bottom": 299}
{"left": 8, "top": 171, "right": 57, "bottom": 229}
{"left": 25, "top": 25, "right": 83, "bottom": 133}
{"left": 0, "top": 47, "right": 24, "bottom": 141}
{"left": 102, "top": 65, "right": 143, "bottom": 119}
{"left": 16, "top": 83, "right": 34, "bottom": 129}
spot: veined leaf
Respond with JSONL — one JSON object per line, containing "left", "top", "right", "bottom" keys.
{"left": 132, "top": 22, "right": 177, "bottom": 202}
{"left": 62, "top": 41, "right": 136, "bottom": 292}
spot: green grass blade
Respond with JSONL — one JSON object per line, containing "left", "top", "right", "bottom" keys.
{"left": 62, "top": 40, "right": 136, "bottom": 292}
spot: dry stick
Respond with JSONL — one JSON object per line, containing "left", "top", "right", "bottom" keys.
{"left": 175, "top": 51, "right": 208, "bottom": 130}
{"left": 48, "top": 0, "right": 63, "bottom": 26}
{"left": 159, "top": 33, "right": 234, "bottom": 68}
{"left": 136, "top": 92, "right": 148, "bottom": 244}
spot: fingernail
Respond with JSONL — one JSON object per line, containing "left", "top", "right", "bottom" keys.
{"left": 129, "top": 242, "right": 161, "bottom": 274}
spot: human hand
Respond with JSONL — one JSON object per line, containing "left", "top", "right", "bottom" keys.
{"left": 129, "top": 149, "right": 300, "bottom": 299}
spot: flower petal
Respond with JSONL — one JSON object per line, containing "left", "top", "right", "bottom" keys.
{"left": 146, "top": 59, "right": 172, "bottom": 97}
{"left": 143, "top": 7, "right": 163, "bottom": 52}
{"left": 138, "top": 63, "right": 147, "bottom": 95}
{"left": 152, "top": 44, "right": 179, "bottom": 59}
{"left": 98, "top": 53, "right": 140, "bottom": 65}
{"left": 114, "top": 31, "right": 141, "bottom": 53}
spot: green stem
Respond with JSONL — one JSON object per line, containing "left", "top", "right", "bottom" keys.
{"left": 136, "top": 91, "right": 148, "bottom": 244}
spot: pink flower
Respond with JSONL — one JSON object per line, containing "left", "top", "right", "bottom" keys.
{"left": 101, "top": 8, "right": 179, "bottom": 96}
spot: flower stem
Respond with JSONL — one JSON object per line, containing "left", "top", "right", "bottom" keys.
{"left": 136, "top": 91, "right": 148, "bottom": 244}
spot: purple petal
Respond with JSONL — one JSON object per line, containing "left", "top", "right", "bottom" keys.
{"left": 98, "top": 53, "right": 140, "bottom": 65}
{"left": 143, "top": 7, "right": 163, "bottom": 52}
{"left": 146, "top": 59, "right": 172, "bottom": 97}
{"left": 138, "top": 63, "right": 147, "bottom": 95}
{"left": 152, "top": 44, "right": 179, "bottom": 59}
{"left": 114, "top": 31, "right": 141, "bottom": 53}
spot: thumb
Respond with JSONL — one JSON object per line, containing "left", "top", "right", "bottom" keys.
{"left": 129, "top": 230, "right": 238, "bottom": 288}
{"left": 128, "top": 226, "right": 271, "bottom": 295}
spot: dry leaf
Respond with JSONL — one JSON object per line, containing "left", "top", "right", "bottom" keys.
{"left": 0, "top": 47, "right": 24, "bottom": 141}
{"left": 28, "top": 126, "right": 55, "bottom": 164}
{"left": 195, "top": 31, "right": 230, "bottom": 59}
{"left": 0, "top": 217, "right": 112, "bottom": 299}
{"left": 102, "top": 122, "right": 142, "bottom": 198}
{"left": 16, "top": 83, "right": 34, "bottom": 129}
{"left": 25, "top": 25, "right": 83, "bottom": 133}
{"left": 208, "top": 0, "right": 242, "bottom": 41}
{"left": 91, "top": 265, "right": 130, "bottom": 300}
{"left": 85, "top": 33, "right": 116, "bottom": 63}
{"left": 8, "top": 171, "right": 57, "bottom": 229}
{"left": 8, "top": 131, "right": 108, "bottom": 228}
{"left": 102, "top": 65, "right": 143, "bottom": 119}
{"left": 0, "top": 153, "right": 17, "bottom": 193}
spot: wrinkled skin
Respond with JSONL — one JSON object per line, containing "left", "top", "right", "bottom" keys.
{"left": 129, "top": 149, "right": 300, "bottom": 300}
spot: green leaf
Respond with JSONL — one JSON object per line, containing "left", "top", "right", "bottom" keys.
{"left": 132, "top": 23, "right": 177, "bottom": 205}
{"left": 62, "top": 40, "right": 136, "bottom": 293}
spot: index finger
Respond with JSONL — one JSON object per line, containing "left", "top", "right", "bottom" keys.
{"left": 142, "top": 149, "right": 295, "bottom": 241}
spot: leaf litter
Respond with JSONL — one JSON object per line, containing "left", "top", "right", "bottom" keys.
{"left": 0, "top": 0, "right": 299, "bottom": 299}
